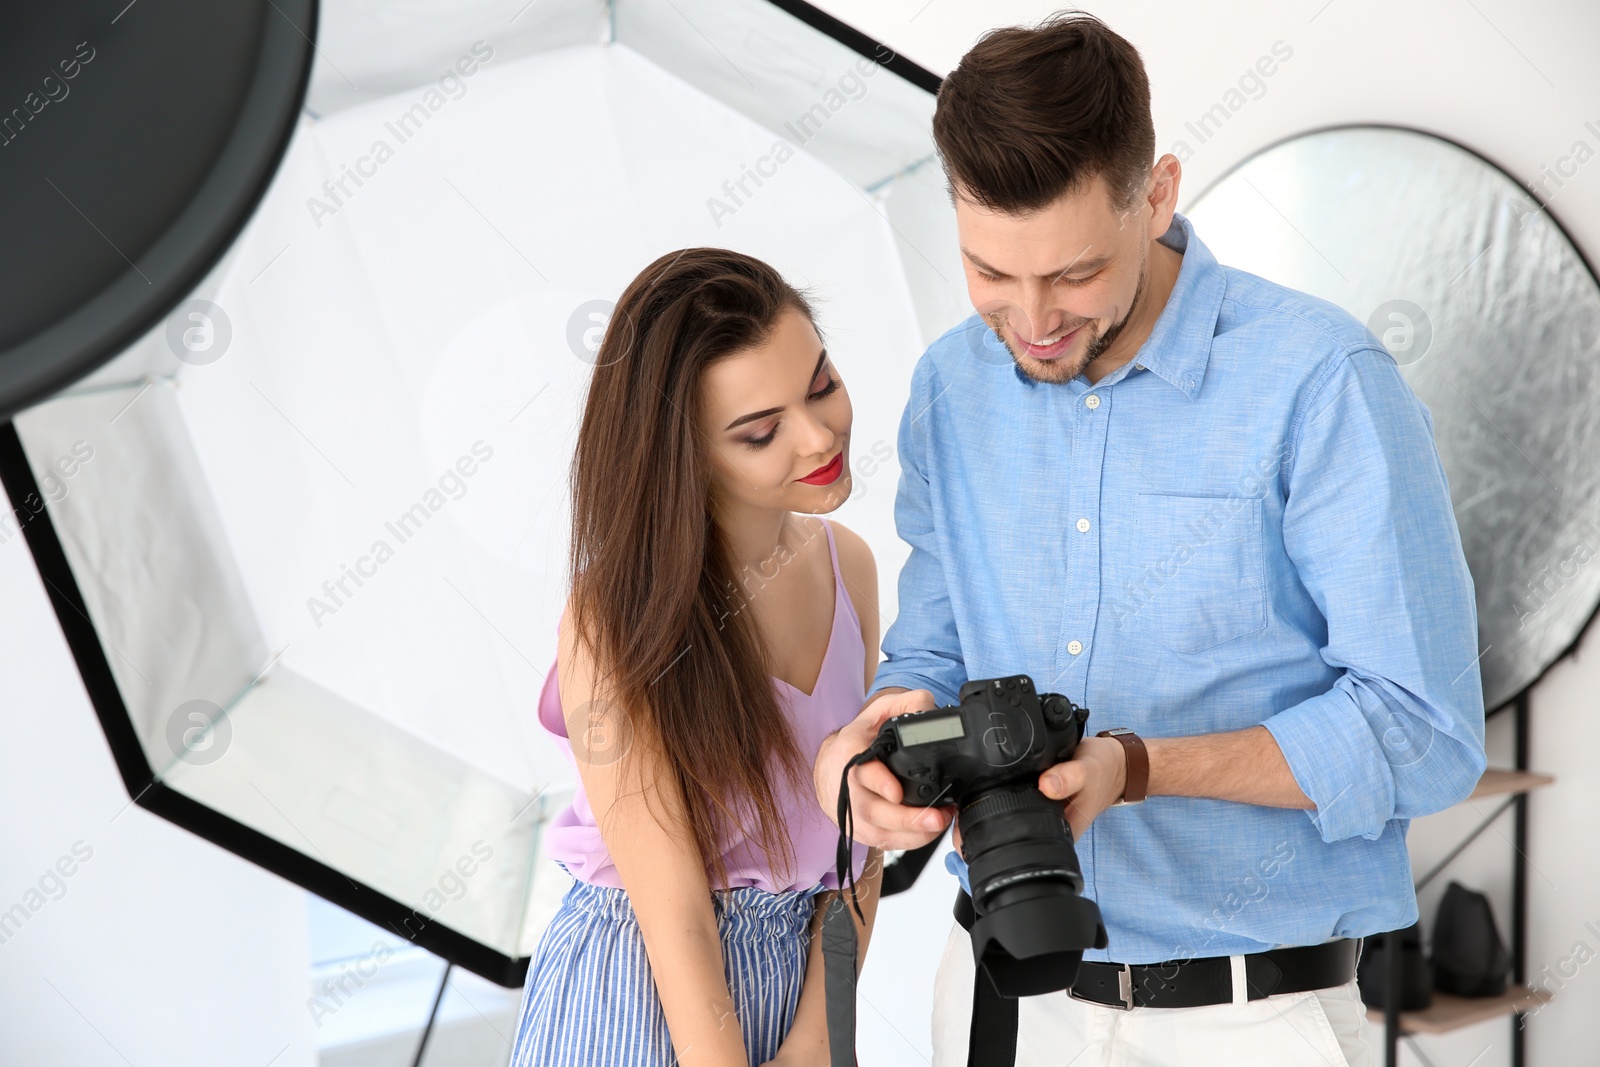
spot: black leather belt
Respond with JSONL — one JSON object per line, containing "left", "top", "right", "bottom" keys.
{"left": 954, "top": 887, "right": 1357, "bottom": 1030}
{"left": 1068, "top": 938, "right": 1359, "bottom": 1009}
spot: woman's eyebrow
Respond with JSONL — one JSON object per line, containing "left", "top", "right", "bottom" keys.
{"left": 722, "top": 349, "right": 829, "bottom": 430}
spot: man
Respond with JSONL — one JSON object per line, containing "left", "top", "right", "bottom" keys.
{"left": 813, "top": 12, "right": 1486, "bottom": 1066}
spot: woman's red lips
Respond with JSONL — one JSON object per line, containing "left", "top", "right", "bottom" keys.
{"left": 798, "top": 451, "right": 844, "bottom": 485}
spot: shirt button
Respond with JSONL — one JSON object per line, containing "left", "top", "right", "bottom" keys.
{"left": 1068, "top": 640, "right": 1083, "bottom": 655}
{"left": 1084, "top": 394, "right": 1101, "bottom": 410}
{"left": 1076, "top": 518, "right": 1091, "bottom": 533}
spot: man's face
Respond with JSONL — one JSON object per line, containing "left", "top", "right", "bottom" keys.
{"left": 955, "top": 171, "right": 1155, "bottom": 384}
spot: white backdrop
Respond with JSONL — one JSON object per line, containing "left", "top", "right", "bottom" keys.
{"left": 4, "top": 1, "right": 1598, "bottom": 1064}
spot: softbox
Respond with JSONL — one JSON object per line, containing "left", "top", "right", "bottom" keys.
{"left": 0, "top": 0, "right": 958, "bottom": 986}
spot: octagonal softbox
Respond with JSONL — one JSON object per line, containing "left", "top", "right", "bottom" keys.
{"left": 0, "top": 0, "right": 953, "bottom": 986}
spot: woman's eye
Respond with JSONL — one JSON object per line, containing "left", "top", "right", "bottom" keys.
{"left": 809, "top": 374, "right": 840, "bottom": 400}
{"left": 741, "top": 374, "right": 838, "bottom": 451}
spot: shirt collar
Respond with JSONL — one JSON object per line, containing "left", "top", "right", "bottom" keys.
{"left": 1127, "top": 211, "right": 1225, "bottom": 400}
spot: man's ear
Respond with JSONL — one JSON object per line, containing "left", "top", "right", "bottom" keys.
{"left": 1145, "top": 154, "right": 1183, "bottom": 237}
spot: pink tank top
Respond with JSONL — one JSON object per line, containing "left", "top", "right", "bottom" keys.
{"left": 537, "top": 517, "right": 871, "bottom": 892}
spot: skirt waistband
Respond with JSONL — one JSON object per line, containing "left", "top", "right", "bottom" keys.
{"left": 556, "top": 867, "right": 826, "bottom": 941}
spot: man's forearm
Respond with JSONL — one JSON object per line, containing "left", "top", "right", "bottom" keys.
{"left": 1145, "top": 725, "right": 1314, "bottom": 809}
{"left": 867, "top": 692, "right": 1313, "bottom": 812}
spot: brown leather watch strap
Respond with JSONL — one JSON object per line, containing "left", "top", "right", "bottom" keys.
{"left": 1095, "top": 728, "right": 1149, "bottom": 804}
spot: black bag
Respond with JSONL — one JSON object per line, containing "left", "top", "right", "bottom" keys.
{"left": 1431, "top": 881, "right": 1511, "bottom": 997}
{"left": 1357, "top": 919, "right": 1433, "bottom": 1010}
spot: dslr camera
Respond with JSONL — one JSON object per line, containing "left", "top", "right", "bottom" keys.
{"left": 866, "top": 674, "right": 1107, "bottom": 995}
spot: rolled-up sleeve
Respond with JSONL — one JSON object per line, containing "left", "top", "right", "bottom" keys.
{"left": 1264, "top": 347, "right": 1487, "bottom": 843}
{"left": 871, "top": 358, "right": 968, "bottom": 708}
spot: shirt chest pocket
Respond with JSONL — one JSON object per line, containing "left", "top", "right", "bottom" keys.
{"left": 1117, "top": 492, "right": 1267, "bottom": 654}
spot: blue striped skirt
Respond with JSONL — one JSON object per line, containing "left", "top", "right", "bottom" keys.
{"left": 509, "top": 869, "right": 826, "bottom": 1067}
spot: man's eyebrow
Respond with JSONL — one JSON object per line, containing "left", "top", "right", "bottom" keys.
{"left": 961, "top": 247, "right": 1113, "bottom": 279}
{"left": 723, "top": 349, "right": 829, "bottom": 431}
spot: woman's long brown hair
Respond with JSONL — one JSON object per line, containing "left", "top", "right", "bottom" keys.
{"left": 567, "top": 248, "right": 818, "bottom": 888}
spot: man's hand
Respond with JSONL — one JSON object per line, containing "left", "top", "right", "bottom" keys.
{"left": 1040, "top": 735, "right": 1129, "bottom": 841}
{"left": 814, "top": 687, "right": 954, "bottom": 850}
{"left": 949, "top": 734, "right": 1131, "bottom": 854}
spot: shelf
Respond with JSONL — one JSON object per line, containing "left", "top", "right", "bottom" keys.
{"left": 1368, "top": 986, "right": 1554, "bottom": 1034}
{"left": 1380, "top": 699, "right": 1544, "bottom": 1065}
{"left": 1468, "top": 768, "right": 1554, "bottom": 800}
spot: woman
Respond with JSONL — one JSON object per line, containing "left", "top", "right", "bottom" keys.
{"left": 509, "top": 247, "right": 884, "bottom": 1067}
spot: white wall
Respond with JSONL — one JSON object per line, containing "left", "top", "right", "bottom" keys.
{"left": 0, "top": 531, "right": 317, "bottom": 1066}
{"left": 812, "top": 1, "right": 1600, "bottom": 1063}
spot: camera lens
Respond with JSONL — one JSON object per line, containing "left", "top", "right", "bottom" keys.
{"left": 958, "top": 782, "right": 1107, "bottom": 996}
{"left": 961, "top": 785, "right": 1083, "bottom": 907}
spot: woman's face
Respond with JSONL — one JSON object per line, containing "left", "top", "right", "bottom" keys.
{"left": 698, "top": 306, "right": 853, "bottom": 518}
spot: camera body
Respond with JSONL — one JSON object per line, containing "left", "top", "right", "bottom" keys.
{"left": 874, "top": 674, "right": 1091, "bottom": 807}
{"left": 866, "top": 674, "right": 1108, "bottom": 997}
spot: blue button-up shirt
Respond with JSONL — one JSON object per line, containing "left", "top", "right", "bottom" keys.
{"left": 871, "top": 211, "right": 1487, "bottom": 964}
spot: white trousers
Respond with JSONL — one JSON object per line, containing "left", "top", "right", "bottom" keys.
{"left": 931, "top": 922, "right": 1375, "bottom": 1067}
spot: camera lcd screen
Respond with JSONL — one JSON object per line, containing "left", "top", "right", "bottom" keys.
{"left": 898, "top": 713, "right": 965, "bottom": 747}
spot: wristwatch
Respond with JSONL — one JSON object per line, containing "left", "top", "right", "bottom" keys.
{"left": 1095, "top": 728, "right": 1149, "bottom": 805}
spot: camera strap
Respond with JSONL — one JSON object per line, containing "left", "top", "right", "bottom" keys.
{"left": 821, "top": 894, "right": 858, "bottom": 1067}
{"left": 822, "top": 746, "right": 889, "bottom": 1067}
{"left": 954, "top": 889, "right": 1020, "bottom": 1067}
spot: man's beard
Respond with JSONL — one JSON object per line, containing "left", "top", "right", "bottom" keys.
{"left": 994, "top": 241, "right": 1149, "bottom": 385}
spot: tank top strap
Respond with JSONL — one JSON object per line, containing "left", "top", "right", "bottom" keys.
{"left": 820, "top": 517, "right": 842, "bottom": 580}
{"left": 818, "top": 517, "right": 859, "bottom": 632}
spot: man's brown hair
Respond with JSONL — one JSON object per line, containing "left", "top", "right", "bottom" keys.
{"left": 931, "top": 10, "right": 1155, "bottom": 215}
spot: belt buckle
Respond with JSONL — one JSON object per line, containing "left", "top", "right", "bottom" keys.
{"left": 1070, "top": 962, "right": 1136, "bottom": 1010}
